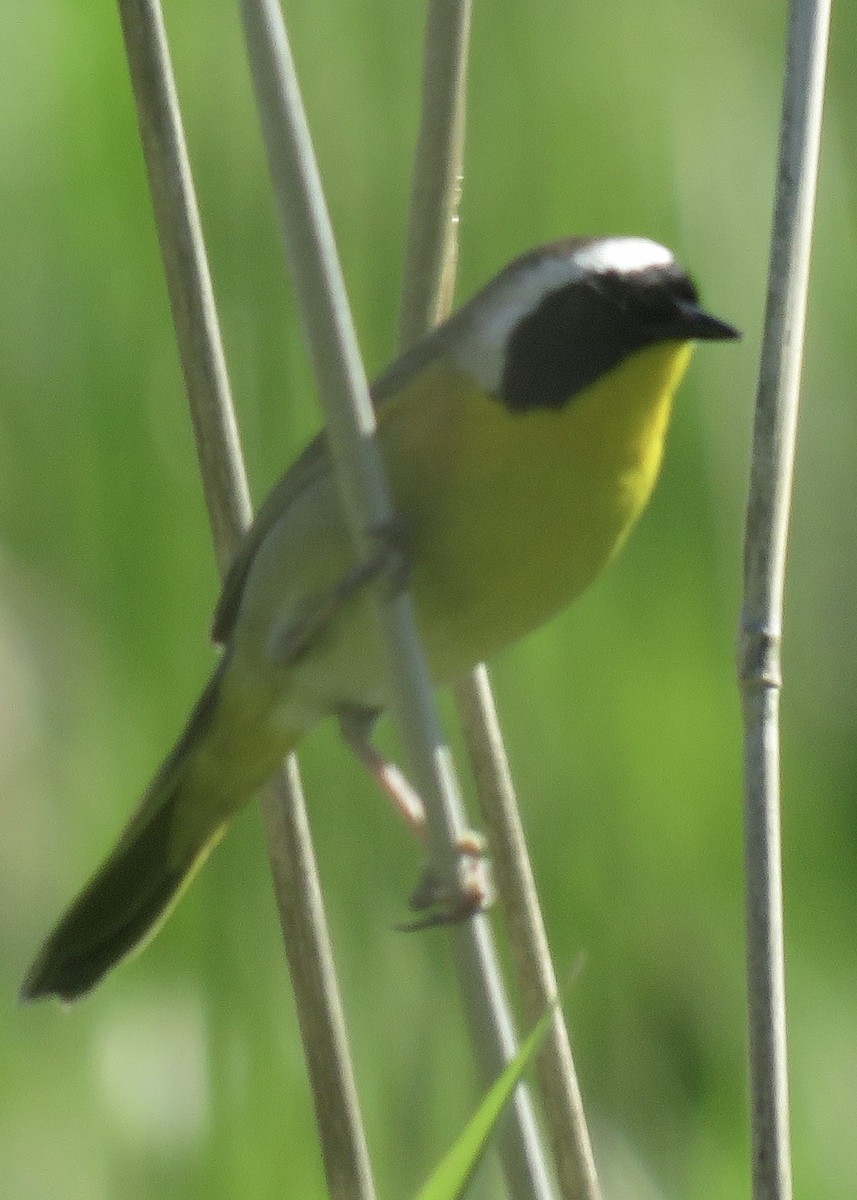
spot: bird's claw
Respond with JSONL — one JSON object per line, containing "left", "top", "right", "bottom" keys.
{"left": 397, "top": 833, "right": 493, "bottom": 931}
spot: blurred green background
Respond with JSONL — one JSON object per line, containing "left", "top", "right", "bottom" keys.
{"left": 2, "top": 1, "right": 856, "bottom": 1198}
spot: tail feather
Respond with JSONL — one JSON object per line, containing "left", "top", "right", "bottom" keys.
{"left": 20, "top": 801, "right": 226, "bottom": 1004}
{"left": 20, "top": 667, "right": 229, "bottom": 1004}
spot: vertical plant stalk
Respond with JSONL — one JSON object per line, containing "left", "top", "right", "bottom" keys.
{"left": 239, "top": 0, "right": 467, "bottom": 888}
{"left": 115, "top": 3, "right": 378, "bottom": 1199}
{"left": 399, "top": 3, "right": 600, "bottom": 1198}
{"left": 238, "top": 2, "right": 553, "bottom": 1197}
{"left": 117, "top": 0, "right": 252, "bottom": 554}
{"left": 457, "top": 669, "right": 601, "bottom": 1200}
{"left": 397, "top": 0, "right": 469, "bottom": 350}
{"left": 739, "top": 2, "right": 830, "bottom": 1200}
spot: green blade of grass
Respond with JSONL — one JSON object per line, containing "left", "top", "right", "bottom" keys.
{"left": 413, "top": 1003, "right": 556, "bottom": 1200}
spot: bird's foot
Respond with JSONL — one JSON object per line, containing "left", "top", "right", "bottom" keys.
{"left": 398, "top": 832, "right": 493, "bottom": 931}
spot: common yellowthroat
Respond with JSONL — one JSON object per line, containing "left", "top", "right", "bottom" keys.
{"left": 21, "top": 236, "right": 739, "bottom": 1002}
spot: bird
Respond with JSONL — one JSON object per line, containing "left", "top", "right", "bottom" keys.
{"left": 20, "top": 236, "right": 740, "bottom": 1003}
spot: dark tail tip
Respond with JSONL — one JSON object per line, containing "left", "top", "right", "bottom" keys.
{"left": 20, "top": 664, "right": 230, "bottom": 1004}
{"left": 19, "top": 800, "right": 186, "bottom": 1004}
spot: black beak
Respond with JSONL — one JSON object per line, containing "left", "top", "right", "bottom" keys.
{"left": 677, "top": 299, "right": 742, "bottom": 342}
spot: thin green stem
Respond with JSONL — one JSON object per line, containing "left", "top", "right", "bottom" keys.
{"left": 399, "top": 3, "right": 599, "bottom": 1196}
{"left": 238, "top": 1, "right": 554, "bottom": 1195}
{"left": 457, "top": 670, "right": 601, "bottom": 1200}
{"left": 738, "top": 2, "right": 830, "bottom": 1198}
{"left": 237, "top": 0, "right": 469, "bottom": 894}
{"left": 115, "top": 3, "right": 377, "bottom": 1198}
{"left": 398, "top": 0, "right": 471, "bottom": 351}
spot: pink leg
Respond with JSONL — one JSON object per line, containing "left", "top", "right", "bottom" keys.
{"left": 338, "top": 707, "right": 427, "bottom": 837}
{"left": 337, "top": 705, "right": 491, "bottom": 923}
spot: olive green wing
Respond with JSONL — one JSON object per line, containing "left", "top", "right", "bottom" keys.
{"left": 210, "top": 323, "right": 453, "bottom": 647}
{"left": 211, "top": 432, "right": 331, "bottom": 644}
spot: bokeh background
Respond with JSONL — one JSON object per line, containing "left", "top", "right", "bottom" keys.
{"left": 2, "top": 1, "right": 856, "bottom": 1198}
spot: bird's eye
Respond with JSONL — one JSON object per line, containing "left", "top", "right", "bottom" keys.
{"left": 595, "top": 268, "right": 699, "bottom": 328}
{"left": 637, "top": 281, "right": 687, "bottom": 320}
{"left": 671, "top": 274, "right": 700, "bottom": 306}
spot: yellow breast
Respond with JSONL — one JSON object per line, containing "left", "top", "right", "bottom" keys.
{"left": 379, "top": 340, "right": 694, "bottom": 682}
